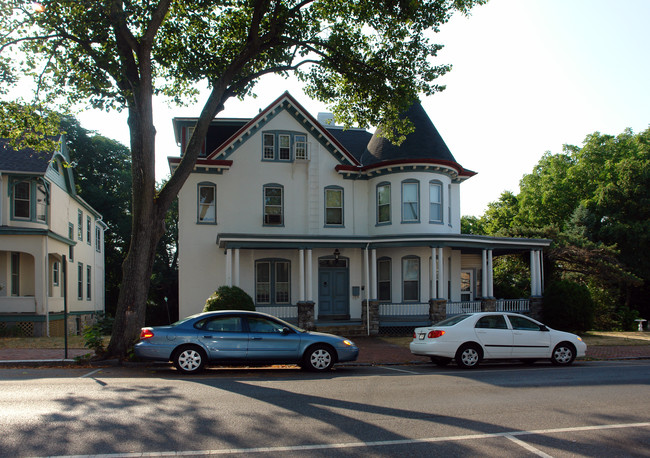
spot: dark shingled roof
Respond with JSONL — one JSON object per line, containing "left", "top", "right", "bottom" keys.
{"left": 0, "top": 139, "right": 53, "bottom": 174}
{"left": 361, "top": 103, "right": 457, "bottom": 166}
{"left": 324, "top": 128, "right": 373, "bottom": 162}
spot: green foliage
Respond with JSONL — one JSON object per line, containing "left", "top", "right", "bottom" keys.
{"left": 460, "top": 215, "right": 486, "bottom": 235}
{"left": 203, "top": 286, "right": 255, "bottom": 312}
{"left": 492, "top": 255, "right": 530, "bottom": 299}
{"left": 82, "top": 313, "right": 114, "bottom": 355}
{"left": 542, "top": 280, "right": 594, "bottom": 333}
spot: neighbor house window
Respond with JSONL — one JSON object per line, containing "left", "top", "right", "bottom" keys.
{"left": 255, "top": 259, "right": 290, "bottom": 304}
{"left": 11, "top": 180, "right": 47, "bottom": 222}
{"left": 429, "top": 181, "right": 443, "bottom": 223}
{"left": 278, "top": 134, "right": 291, "bottom": 160}
{"left": 13, "top": 181, "right": 30, "bottom": 219}
{"left": 11, "top": 252, "right": 19, "bottom": 296}
{"left": 324, "top": 186, "right": 343, "bottom": 226}
{"left": 377, "top": 258, "right": 392, "bottom": 302}
{"left": 377, "top": 182, "right": 391, "bottom": 224}
{"left": 77, "top": 210, "right": 83, "bottom": 240}
{"left": 77, "top": 263, "right": 83, "bottom": 300}
{"left": 95, "top": 226, "right": 102, "bottom": 252}
{"left": 68, "top": 223, "right": 74, "bottom": 261}
{"left": 52, "top": 261, "right": 60, "bottom": 287}
{"left": 86, "top": 216, "right": 91, "bottom": 245}
{"left": 402, "top": 180, "right": 419, "bottom": 222}
{"left": 197, "top": 183, "right": 216, "bottom": 223}
{"left": 448, "top": 184, "right": 452, "bottom": 226}
{"left": 402, "top": 256, "right": 420, "bottom": 302}
{"left": 263, "top": 184, "right": 283, "bottom": 226}
{"left": 86, "top": 265, "right": 92, "bottom": 300}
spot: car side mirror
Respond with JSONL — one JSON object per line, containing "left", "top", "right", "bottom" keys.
{"left": 282, "top": 327, "right": 292, "bottom": 335}
{"left": 540, "top": 325, "right": 549, "bottom": 332}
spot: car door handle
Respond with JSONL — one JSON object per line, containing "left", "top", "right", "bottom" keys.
{"left": 203, "top": 335, "right": 212, "bottom": 338}
{"left": 252, "top": 337, "right": 263, "bottom": 340}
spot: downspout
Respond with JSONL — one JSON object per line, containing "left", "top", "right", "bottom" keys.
{"left": 365, "top": 243, "right": 370, "bottom": 336}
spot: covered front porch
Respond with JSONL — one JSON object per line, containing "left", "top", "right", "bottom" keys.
{"left": 217, "top": 233, "right": 551, "bottom": 335}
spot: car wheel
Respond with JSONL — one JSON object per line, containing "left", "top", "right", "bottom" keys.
{"left": 551, "top": 342, "right": 576, "bottom": 365}
{"left": 455, "top": 343, "right": 482, "bottom": 369}
{"left": 303, "top": 345, "right": 335, "bottom": 371}
{"left": 173, "top": 346, "right": 206, "bottom": 374}
{"left": 431, "top": 356, "right": 452, "bottom": 367}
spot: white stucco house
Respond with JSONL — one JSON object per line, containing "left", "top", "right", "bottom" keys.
{"left": 170, "top": 92, "right": 550, "bottom": 333}
{"left": 0, "top": 137, "right": 105, "bottom": 337}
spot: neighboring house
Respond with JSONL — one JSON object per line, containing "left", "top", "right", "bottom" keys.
{"left": 170, "top": 92, "right": 550, "bottom": 333}
{"left": 0, "top": 137, "right": 105, "bottom": 337}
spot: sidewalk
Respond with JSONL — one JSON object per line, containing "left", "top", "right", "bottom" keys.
{"left": 1, "top": 337, "right": 650, "bottom": 366}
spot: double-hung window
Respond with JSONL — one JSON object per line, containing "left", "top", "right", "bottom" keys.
{"left": 197, "top": 183, "right": 216, "bottom": 223}
{"left": 402, "top": 256, "right": 420, "bottom": 302}
{"left": 95, "top": 226, "right": 102, "bottom": 252}
{"left": 263, "top": 184, "right": 283, "bottom": 226}
{"left": 278, "top": 134, "right": 291, "bottom": 160}
{"left": 255, "top": 260, "right": 290, "bottom": 304}
{"left": 13, "top": 182, "right": 30, "bottom": 219}
{"left": 429, "top": 181, "right": 443, "bottom": 223}
{"left": 86, "top": 216, "right": 91, "bottom": 245}
{"left": 77, "top": 210, "right": 83, "bottom": 240}
{"left": 377, "top": 183, "right": 391, "bottom": 224}
{"left": 324, "top": 186, "right": 343, "bottom": 226}
{"left": 11, "top": 179, "right": 47, "bottom": 222}
{"left": 77, "top": 263, "right": 83, "bottom": 300}
{"left": 52, "top": 261, "right": 60, "bottom": 287}
{"left": 10, "top": 252, "right": 19, "bottom": 296}
{"left": 377, "top": 258, "right": 392, "bottom": 302}
{"left": 68, "top": 223, "right": 74, "bottom": 261}
{"left": 294, "top": 134, "right": 308, "bottom": 160}
{"left": 86, "top": 265, "right": 92, "bottom": 300}
{"left": 263, "top": 133, "right": 275, "bottom": 160}
{"left": 402, "top": 180, "right": 419, "bottom": 222}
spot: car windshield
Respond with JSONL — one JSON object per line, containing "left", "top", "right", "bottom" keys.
{"left": 433, "top": 314, "right": 471, "bottom": 327}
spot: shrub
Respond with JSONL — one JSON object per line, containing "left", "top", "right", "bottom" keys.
{"left": 82, "top": 312, "right": 113, "bottom": 356}
{"left": 542, "top": 280, "right": 594, "bottom": 333}
{"left": 203, "top": 286, "right": 255, "bottom": 312}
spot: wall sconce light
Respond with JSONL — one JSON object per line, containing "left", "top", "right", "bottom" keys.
{"left": 333, "top": 248, "right": 340, "bottom": 261}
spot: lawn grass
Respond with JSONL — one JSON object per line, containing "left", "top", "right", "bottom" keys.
{"left": 381, "top": 331, "right": 650, "bottom": 349}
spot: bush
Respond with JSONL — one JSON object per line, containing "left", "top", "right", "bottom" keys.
{"left": 82, "top": 312, "right": 114, "bottom": 356}
{"left": 542, "top": 280, "right": 594, "bottom": 333}
{"left": 203, "top": 286, "right": 255, "bottom": 312}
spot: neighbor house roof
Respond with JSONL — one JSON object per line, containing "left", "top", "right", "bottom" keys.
{"left": 0, "top": 138, "right": 55, "bottom": 174}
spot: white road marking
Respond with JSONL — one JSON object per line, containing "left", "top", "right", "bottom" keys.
{"left": 79, "top": 369, "right": 103, "bottom": 378}
{"left": 45, "top": 421, "right": 650, "bottom": 457}
{"left": 504, "top": 433, "right": 553, "bottom": 458}
{"left": 378, "top": 366, "right": 422, "bottom": 374}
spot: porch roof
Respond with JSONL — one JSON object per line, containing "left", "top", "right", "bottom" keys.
{"left": 216, "top": 233, "right": 551, "bottom": 255}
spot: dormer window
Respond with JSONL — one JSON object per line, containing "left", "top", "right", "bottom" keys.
{"left": 263, "top": 134, "right": 275, "bottom": 159}
{"left": 261, "top": 131, "right": 308, "bottom": 162}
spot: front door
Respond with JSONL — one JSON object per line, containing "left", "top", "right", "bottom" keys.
{"left": 461, "top": 270, "right": 474, "bottom": 301}
{"left": 318, "top": 258, "right": 350, "bottom": 319}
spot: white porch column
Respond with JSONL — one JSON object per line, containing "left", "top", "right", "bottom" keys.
{"left": 437, "top": 247, "right": 445, "bottom": 299}
{"left": 530, "top": 250, "right": 538, "bottom": 296}
{"left": 298, "top": 249, "right": 305, "bottom": 302}
{"left": 364, "top": 246, "right": 370, "bottom": 302}
{"left": 481, "top": 249, "right": 488, "bottom": 298}
{"left": 233, "top": 249, "right": 240, "bottom": 287}
{"left": 306, "top": 249, "right": 313, "bottom": 301}
{"left": 487, "top": 249, "right": 494, "bottom": 298}
{"left": 430, "top": 247, "right": 437, "bottom": 300}
{"left": 539, "top": 250, "right": 544, "bottom": 295}
{"left": 225, "top": 249, "right": 232, "bottom": 287}
{"left": 371, "top": 249, "right": 377, "bottom": 300}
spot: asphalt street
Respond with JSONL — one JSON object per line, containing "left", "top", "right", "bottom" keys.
{"left": 1, "top": 360, "right": 649, "bottom": 457}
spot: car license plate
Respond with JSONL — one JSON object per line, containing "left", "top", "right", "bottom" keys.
{"left": 419, "top": 333, "right": 425, "bottom": 340}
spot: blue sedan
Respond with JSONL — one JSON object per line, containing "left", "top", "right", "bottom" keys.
{"left": 134, "top": 310, "right": 359, "bottom": 374}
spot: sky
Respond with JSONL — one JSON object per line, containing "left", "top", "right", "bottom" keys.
{"left": 72, "top": 0, "right": 650, "bottom": 217}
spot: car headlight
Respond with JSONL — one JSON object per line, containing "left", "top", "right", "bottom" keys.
{"left": 342, "top": 339, "right": 355, "bottom": 347}
{"left": 576, "top": 336, "right": 583, "bottom": 342}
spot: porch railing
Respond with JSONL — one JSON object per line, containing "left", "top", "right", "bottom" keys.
{"left": 446, "top": 301, "right": 482, "bottom": 315}
{"left": 496, "top": 299, "right": 530, "bottom": 313}
{"left": 256, "top": 304, "right": 298, "bottom": 321}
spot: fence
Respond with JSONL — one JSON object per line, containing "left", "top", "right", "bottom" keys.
{"left": 256, "top": 304, "right": 298, "bottom": 322}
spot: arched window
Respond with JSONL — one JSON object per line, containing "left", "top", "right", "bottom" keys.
{"left": 263, "top": 183, "right": 284, "bottom": 226}
{"left": 429, "top": 180, "right": 443, "bottom": 224}
{"left": 377, "top": 182, "right": 391, "bottom": 224}
{"left": 402, "top": 179, "right": 420, "bottom": 223}
{"left": 324, "top": 186, "right": 344, "bottom": 226}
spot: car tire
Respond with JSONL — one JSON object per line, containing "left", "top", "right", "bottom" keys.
{"left": 173, "top": 346, "right": 206, "bottom": 374}
{"left": 431, "top": 356, "right": 452, "bottom": 367}
{"left": 302, "top": 344, "right": 335, "bottom": 371}
{"left": 455, "top": 343, "right": 482, "bottom": 369}
{"left": 550, "top": 342, "right": 576, "bottom": 365}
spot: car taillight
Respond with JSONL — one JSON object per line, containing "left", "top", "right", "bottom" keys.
{"left": 427, "top": 330, "right": 445, "bottom": 338}
{"left": 413, "top": 331, "right": 417, "bottom": 339}
{"left": 140, "top": 328, "right": 154, "bottom": 339}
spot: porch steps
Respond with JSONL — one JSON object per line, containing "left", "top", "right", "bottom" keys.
{"left": 316, "top": 321, "right": 367, "bottom": 337}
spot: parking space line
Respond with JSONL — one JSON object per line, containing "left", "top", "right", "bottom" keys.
{"left": 377, "top": 366, "right": 422, "bottom": 375}
{"left": 79, "top": 369, "right": 103, "bottom": 378}
{"left": 47, "top": 421, "right": 650, "bottom": 457}
{"left": 504, "top": 434, "right": 553, "bottom": 458}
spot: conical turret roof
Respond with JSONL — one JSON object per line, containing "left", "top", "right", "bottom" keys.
{"left": 361, "top": 102, "right": 457, "bottom": 166}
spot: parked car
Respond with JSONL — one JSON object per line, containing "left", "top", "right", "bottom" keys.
{"left": 134, "top": 310, "right": 358, "bottom": 374}
{"left": 410, "top": 312, "right": 587, "bottom": 369}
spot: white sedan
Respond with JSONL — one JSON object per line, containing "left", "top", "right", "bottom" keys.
{"left": 410, "top": 312, "right": 587, "bottom": 369}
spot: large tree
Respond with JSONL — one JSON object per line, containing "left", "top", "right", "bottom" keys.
{"left": 1, "top": 0, "right": 485, "bottom": 357}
